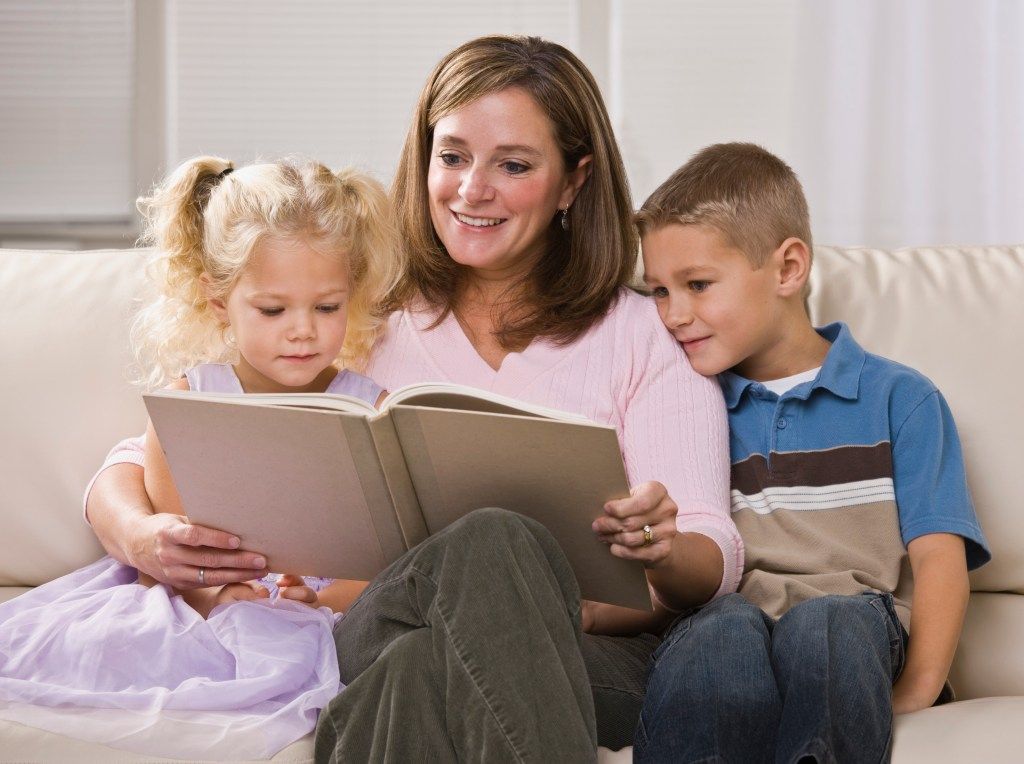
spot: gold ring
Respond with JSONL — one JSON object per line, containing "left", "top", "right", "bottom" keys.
{"left": 642, "top": 525, "right": 653, "bottom": 546}
{"left": 198, "top": 567, "right": 206, "bottom": 585}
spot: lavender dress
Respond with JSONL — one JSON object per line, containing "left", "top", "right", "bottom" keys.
{"left": 0, "top": 364, "right": 383, "bottom": 759}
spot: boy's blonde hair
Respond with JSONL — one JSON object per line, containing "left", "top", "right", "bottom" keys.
{"left": 636, "top": 142, "right": 813, "bottom": 269}
{"left": 389, "top": 35, "right": 637, "bottom": 349}
{"left": 131, "top": 156, "right": 401, "bottom": 389}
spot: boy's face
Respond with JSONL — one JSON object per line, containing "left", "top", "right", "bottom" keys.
{"left": 642, "top": 223, "right": 781, "bottom": 378}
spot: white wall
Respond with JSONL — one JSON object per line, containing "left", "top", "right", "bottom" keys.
{"left": 165, "top": 1, "right": 575, "bottom": 181}
{"left": 611, "top": 0, "right": 799, "bottom": 203}
{"left": 3, "top": 0, "right": 1021, "bottom": 249}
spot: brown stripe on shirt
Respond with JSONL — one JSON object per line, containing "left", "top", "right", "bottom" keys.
{"left": 732, "top": 442, "right": 892, "bottom": 494}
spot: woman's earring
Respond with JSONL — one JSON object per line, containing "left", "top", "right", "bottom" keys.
{"left": 561, "top": 206, "right": 570, "bottom": 232}
{"left": 223, "top": 325, "right": 236, "bottom": 349}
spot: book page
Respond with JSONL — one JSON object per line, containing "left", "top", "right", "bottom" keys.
{"left": 157, "top": 389, "right": 379, "bottom": 416}
{"left": 144, "top": 393, "right": 399, "bottom": 580}
{"left": 390, "top": 405, "right": 652, "bottom": 610}
{"left": 381, "top": 383, "right": 589, "bottom": 422}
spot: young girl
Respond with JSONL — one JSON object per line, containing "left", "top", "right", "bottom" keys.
{"left": 0, "top": 156, "right": 399, "bottom": 759}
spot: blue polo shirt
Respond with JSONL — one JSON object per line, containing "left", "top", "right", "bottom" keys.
{"left": 720, "top": 322, "right": 989, "bottom": 623}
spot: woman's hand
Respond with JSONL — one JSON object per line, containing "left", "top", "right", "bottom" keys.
{"left": 594, "top": 481, "right": 723, "bottom": 610}
{"left": 592, "top": 481, "right": 678, "bottom": 568}
{"left": 130, "top": 512, "right": 269, "bottom": 590}
{"left": 275, "top": 574, "right": 320, "bottom": 608}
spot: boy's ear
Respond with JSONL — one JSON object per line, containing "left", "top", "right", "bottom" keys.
{"left": 773, "top": 237, "right": 812, "bottom": 299}
{"left": 201, "top": 273, "right": 229, "bottom": 323}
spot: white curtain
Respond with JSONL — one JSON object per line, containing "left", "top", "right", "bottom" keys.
{"left": 793, "top": 0, "right": 1024, "bottom": 248}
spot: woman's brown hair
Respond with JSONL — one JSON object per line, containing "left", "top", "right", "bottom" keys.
{"left": 389, "top": 35, "right": 637, "bottom": 348}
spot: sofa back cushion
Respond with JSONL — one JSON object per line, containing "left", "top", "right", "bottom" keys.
{"left": 0, "top": 249, "right": 150, "bottom": 586}
{"left": 808, "top": 245, "right": 1024, "bottom": 596}
{"left": 808, "top": 245, "right": 1024, "bottom": 699}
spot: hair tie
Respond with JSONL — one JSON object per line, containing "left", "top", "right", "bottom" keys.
{"left": 217, "top": 167, "right": 234, "bottom": 181}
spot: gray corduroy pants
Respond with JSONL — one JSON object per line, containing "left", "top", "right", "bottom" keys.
{"left": 314, "top": 507, "right": 658, "bottom": 763}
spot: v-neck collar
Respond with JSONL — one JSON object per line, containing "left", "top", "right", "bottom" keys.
{"left": 406, "top": 302, "right": 569, "bottom": 394}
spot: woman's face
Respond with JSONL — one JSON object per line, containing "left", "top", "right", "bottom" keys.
{"left": 427, "top": 87, "right": 590, "bottom": 282}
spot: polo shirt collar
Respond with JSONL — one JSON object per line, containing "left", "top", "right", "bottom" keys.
{"left": 718, "top": 322, "right": 865, "bottom": 409}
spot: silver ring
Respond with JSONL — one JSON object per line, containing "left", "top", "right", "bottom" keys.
{"left": 642, "top": 525, "right": 654, "bottom": 546}
{"left": 198, "top": 567, "right": 206, "bottom": 585}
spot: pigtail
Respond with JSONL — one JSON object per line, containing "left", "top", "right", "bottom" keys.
{"left": 333, "top": 169, "right": 403, "bottom": 372}
{"left": 131, "top": 156, "right": 234, "bottom": 388}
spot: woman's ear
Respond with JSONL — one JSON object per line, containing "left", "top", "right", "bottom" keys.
{"left": 774, "top": 237, "right": 813, "bottom": 299}
{"left": 201, "top": 273, "right": 229, "bottom": 324}
{"left": 560, "top": 155, "right": 593, "bottom": 209}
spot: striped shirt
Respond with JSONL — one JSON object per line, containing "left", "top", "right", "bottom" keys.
{"left": 721, "top": 322, "right": 990, "bottom": 626}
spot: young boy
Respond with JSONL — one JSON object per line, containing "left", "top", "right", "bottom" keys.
{"left": 634, "top": 143, "right": 990, "bottom": 763}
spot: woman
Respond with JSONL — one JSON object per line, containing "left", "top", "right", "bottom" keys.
{"left": 87, "top": 36, "right": 741, "bottom": 760}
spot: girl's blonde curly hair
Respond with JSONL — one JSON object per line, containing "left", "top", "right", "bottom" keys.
{"left": 131, "top": 156, "right": 402, "bottom": 389}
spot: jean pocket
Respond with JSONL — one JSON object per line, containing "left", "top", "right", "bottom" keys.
{"left": 651, "top": 610, "right": 695, "bottom": 663}
{"left": 633, "top": 711, "right": 650, "bottom": 756}
{"left": 866, "top": 592, "right": 906, "bottom": 676}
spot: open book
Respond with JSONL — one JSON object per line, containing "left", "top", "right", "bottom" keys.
{"left": 143, "top": 383, "right": 652, "bottom": 610}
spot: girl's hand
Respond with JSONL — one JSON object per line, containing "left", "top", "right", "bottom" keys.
{"left": 276, "top": 574, "right": 320, "bottom": 608}
{"left": 216, "top": 580, "right": 271, "bottom": 607}
{"left": 183, "top": 580, "right": 269, "bottom": 618}
{"left": 592, "top": 481, "right": 678, "bottom": 568}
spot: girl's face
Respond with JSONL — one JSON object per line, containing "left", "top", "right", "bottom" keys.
{"left": 209, "top": 236, "right": 349, "bottom": 394}
{"left": 427, "top": 87, "right": 590, "bottom": 283}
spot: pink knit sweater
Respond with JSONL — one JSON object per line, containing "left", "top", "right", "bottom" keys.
{"left": 88, "top": 288, "right": 742, "bottom": 597}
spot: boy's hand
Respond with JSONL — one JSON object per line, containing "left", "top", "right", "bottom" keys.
{"left": 592, "top": 481, "right": 678, "bottom": 567}
{"left": 276, "top": 574, "right": 320, "bottom": 608}
{"left": 580, "top": 599, "right": 596, "bottom": 633}
{"left": 892, "top": 671, "right": 943, "bottom": 714}
{"left": 580, "top": 598, "right": 676, "bottom": 636}
{"left": 896, "top": 533, "right": 969, "bottom": 716}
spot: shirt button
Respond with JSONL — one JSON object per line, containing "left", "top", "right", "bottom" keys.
{"left": 777, "top": 418, "right": 787, "bottom": 429}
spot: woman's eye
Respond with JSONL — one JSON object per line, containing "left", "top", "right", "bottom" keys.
{"left": 689, "top": 281, "right": 711, "bottom": 293}
{"left": 439, "top": 152, "right": 462, "bottom": 167}
{"left": 502, "top": 161, "right": 529, "bottom": 175}
{"left": 316, "top": 304, "right": 341, "bottom": 314}
{"left": 258, "top": 307, "right": 284, "bottom": 317}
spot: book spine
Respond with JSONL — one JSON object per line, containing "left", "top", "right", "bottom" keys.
{"left": 367, "top": 416, "right": 429, "bottom": 551}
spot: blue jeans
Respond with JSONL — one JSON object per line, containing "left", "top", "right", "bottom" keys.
{"left": 635, "top": 592, "right": 907, "bottom": 764}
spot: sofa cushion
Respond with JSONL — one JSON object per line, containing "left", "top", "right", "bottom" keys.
{"left": 0, "top": 720, "right": 315, "bottom": 763}
{"left": 948, "top": 592, "right": 1024, "bottom": 700}
{"left": 890, "top": 696, "right": 1024, "bottom": 761}
{"left": 0, "top": 249, "right": 150, "bottom": 586}
{"left": 5, "top": 698, "right": 1024, "bottom": 763}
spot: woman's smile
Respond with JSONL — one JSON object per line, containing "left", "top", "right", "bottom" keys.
{"left": 452, "top": 211, "right": 507, "bottom": 228}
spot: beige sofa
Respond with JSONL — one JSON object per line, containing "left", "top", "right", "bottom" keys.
{"left": 1, "top": 243, "right": 1022, "bottom": 762}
